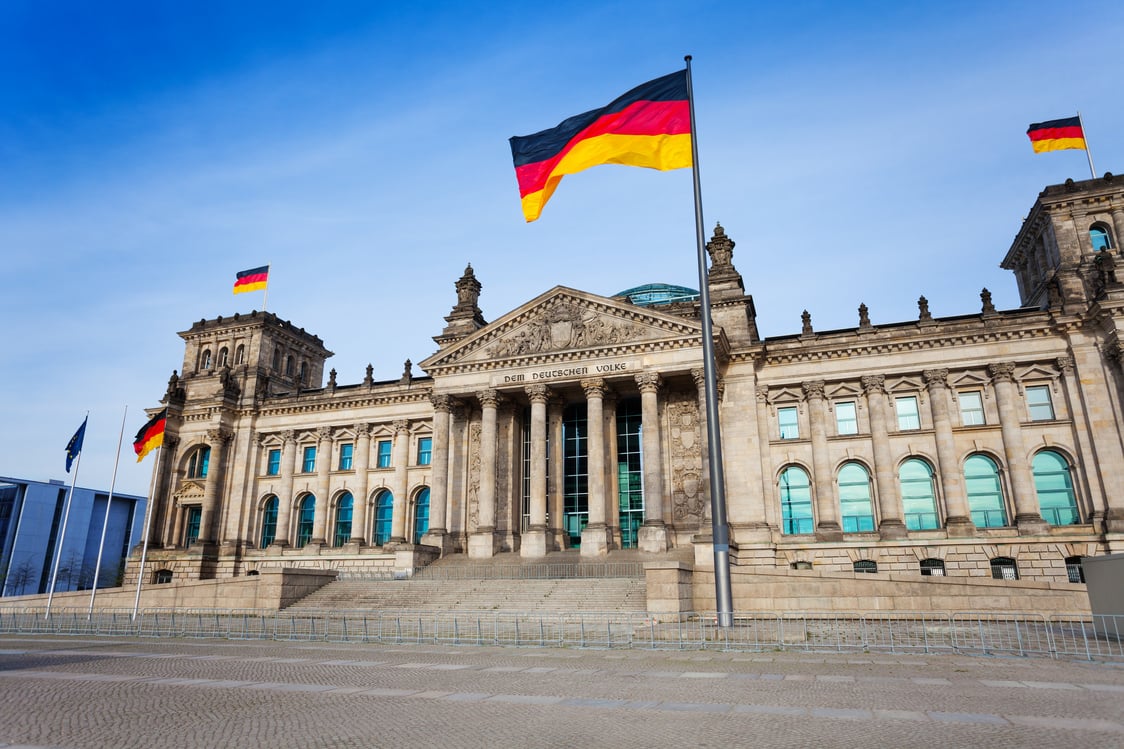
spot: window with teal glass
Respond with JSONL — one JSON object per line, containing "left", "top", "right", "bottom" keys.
{"left": 338, "top": 443, "right": 353, "bottom": 470}
{"left": 899, "top": 458, "right": 940, "bottom": 530}
{"left": 376, "top": 440, "right": 392, "bottom": 468}
{"left": 835, "top": 402, "right": 858, "bottom": 435}
{"left": 373, "top": 490, "right": 393, "bottom": 545}
{"left": 779, "top": 466, "right": 813, "bottom": 534}
{"left": 838, "top": 462, "right": 875, "bottom": 532}
{"left": 260, "top": 495, "right": 278, "bottom": 547}
{"left": 616, "top": 398, "right": 644, "bottom": 549}
{"left": 417, "top": 437, "right": 432, "bottom": 466}
{"left": 187, "top": 446, "right": 210, "bottom": 479}
{"left": 302, "top": 446, "right": 316, "bottom": 473}
{"left": 1032, "top": 450, "right": 1079, "bottom": 525}
{"left": 895, "top": 396, "right": 920, "bottom": 430}
{"left": 958, "top": 391, "right": 985, "bottom": 426}
{"left": 965, "top": 455, "right": 1008, "bottom": 528}
{"left": 295, "top": 495, "right": 315, "bottom": 548}
{"left": 266, "top": 449, "right": 281, "bottom": 476}
{"left": 778, "top": 407, "right": 799, "bottom": 439}
{"left": 1090, "top": 224, "right": 1113, "bottom": 252}
{"left": 1025, "top": 385, "right": 1055, "bottom": 421}
{"left": 184, "top": 506, "right": 202, "bottom": 546}
{"left": 333, "top": 493, "right": 353, "bottom": 547}
{"left": 413, "top": 488, "right": 430, "bottom": 543}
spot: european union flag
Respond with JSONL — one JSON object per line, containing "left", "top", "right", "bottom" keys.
{"left": 65, "top": 417, "right": 87, "bottom": 473}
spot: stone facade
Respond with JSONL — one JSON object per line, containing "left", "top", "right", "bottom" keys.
{"left": 133, "top": 176, "right": 1124, "bottom": 598}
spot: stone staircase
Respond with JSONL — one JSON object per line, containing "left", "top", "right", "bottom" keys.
{"left": 285, "top": 551, "right": 657, "bottom": 613}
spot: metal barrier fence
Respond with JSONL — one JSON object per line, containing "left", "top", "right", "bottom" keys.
{"left": 1, "top": 607, "right": 1120, "bottom": 660}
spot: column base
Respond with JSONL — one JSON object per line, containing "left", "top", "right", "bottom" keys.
{"left": 944, "top": 516, "right": 976, "bottom": 537}
{"left": 420, "top": 528, "right": 454, "bottom": 555}
{"left": 730, "top": 522, "right": 772, "bottom": 545}
{"left": 637, "top": 522, "right": 669, "bottom": 553}
{"left": 815, "top": 522, "right": 843, "bottom": 542}
{"left": 580, "top": 523, "right": 612, "bottom": 557}
{"left": 1104, "top": 508, "right": 1124, "bottom": 533}
{"left": 1016, "top": 513, "right": 1051, "bottom": 536}
{"left": 520, "top": 526, "right": 551, "bottom": 558}
{"left": 878, "top": 520, "right": 909, "bottom": 540}
{"left": 468, "top": 528, "right": 498, "bottom": 559}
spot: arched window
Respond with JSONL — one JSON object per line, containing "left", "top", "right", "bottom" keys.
{"left": 965, "top": 455, "right": 1007, "bottom": 528}
{"left": 838, "top": 462, "right": 875, "bottom": 533}
{"left": 201, "top": 349, "right": 213, "bottom": 370}
{"left": 790, "top": 560, "right": 813, "bottom": 570}
{"left": 260, "top": 495, "right": 278, "bottom": 548}
{"left": 853, "top": 560, "right": 877, "bottom": 574}
{"left": 333, "top": 493, "right": 353, "bottom": 547}
{"left": 900, "top": 459, "right": 940, "bottom": 530}
{"left": 1090, "top": 224, "right": 1113, "bottom": 252}
{"left": 1065, "top": 555, "right": 1085, "bottom": 583}
{"left": 295, "top": 495, "right": 315, "bottom": 548}
{"left": 187, "top": 446, "right": 210, "bottom": 479}
{"left": 272, "top": 349, "right": 281, "bottom": 370}
{"left": 779, "top": 466, "right": 813, "bottom": 535}
{"left": 1032, "top": 450, "right": 1079, "bottom": 525}
{"left": 920, "top": 558, "right": 945, "bottom": 576}
{"left": 218, "top": 347, "right": 229, "bottom": 368}
{"left": 413, "top": 487, "right": 430, "bottom": 544}
{"left": 373, "top": 490, "right": 394, "bottom": 546}
{"left": 990, "top": 556, "right": 1018, "bottom": 580}
{"left": 235, "top": 344, "right": 245, "bottom": 365}
{"left": 154, "top": 569, "right": 173, "bottom": 584}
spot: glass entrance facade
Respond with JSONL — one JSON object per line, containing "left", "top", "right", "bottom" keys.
{"left": 616, "top": 397, "right": 643, "bottom": 548}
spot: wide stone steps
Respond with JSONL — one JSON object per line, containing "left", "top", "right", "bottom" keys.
{"left": 286, "top": 577, "right": 647, "bottom": 613}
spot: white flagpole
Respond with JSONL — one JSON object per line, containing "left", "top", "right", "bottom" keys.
{"left": 1077, "top": 111, "right": 1097, "bottom": 179}
{"left": 45, "top": 419, "right": 86, "bottom": 619}
{"left": 131, "top": 446, "right": 162, "bottom": 621}
{"left": 88, "top": 405, "right": 127, "bottom": 618}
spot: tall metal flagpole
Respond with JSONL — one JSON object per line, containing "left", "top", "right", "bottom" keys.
{"left": 88, "top": 405, "right": 127, "bottom": 618}
{"left": 684, "top": 55, "right": 734, "bottom": 627}
{"left": 131, "top": 446, "right": 162, "bottom": 620}
{"left": 1077, "top": 111, "right": 1097, "bottom": 179}
{"left": 45, "top": 413, "right": 88, "bottom": 619}
{"left": 262, "top": 261, "right": 270, "bottom": 312}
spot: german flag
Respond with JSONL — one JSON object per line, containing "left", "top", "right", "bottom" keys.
{"left": 1027, "top": 116, "right": 1086, "bottom": 153}
{"left": 509, "top": 70, "right": 692, "bottom": 222}
{"left": 133, "top": 408, "right": 167, "bottom": 463}
{"left": 233, "top": 265, "right": 269, "bottom": 294}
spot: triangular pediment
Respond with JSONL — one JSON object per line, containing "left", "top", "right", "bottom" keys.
{"left": 420, "top": 286, "right": 704, "bottom": 373}
{"left": 174, "top": 481, "right": 205, "bottom": 503}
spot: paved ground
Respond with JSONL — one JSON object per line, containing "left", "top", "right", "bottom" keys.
{"left": 0, "top": 636, "right": 1122, "bottom": 749}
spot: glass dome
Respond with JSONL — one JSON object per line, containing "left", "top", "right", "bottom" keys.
{"left": 614, "top": 283, "right": 699, "bottom": 307}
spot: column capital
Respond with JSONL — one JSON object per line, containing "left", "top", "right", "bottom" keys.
{"left": 476, "top": 389, "right": 502, "bottom": 408}
{"left": 525, "top": 383, "right": 550, "bottom": 404}
{"left": 580, "top": 377, "right": 608, "bottom": 399}
{"left": 430, "top": 393, "right": 454, "bottom": 412}
{"left": 353, "top": 422, "right": 374, "bottom": 437}
{"left": 861, "top": 374, "right": 886, "bottom": 395}
{"left": 392, "top": 419, "right": 410, "bottom": 435}
{"left": 206, "top": 428, "right": 234, "bottom": 445}
{"left": 315, "top": 426, "right": 333, "bottom": 442}
{"left": 634, "top": 372, "right": 662, "bottom": 394}
{"left": 755, "top": 385, "right": 770, "bottom": 403}
{"left": 163, "top": 435, "right": 180, "bottom": 450}
{"left": 1056, "top": 354, "right": 1076, "bottom": 373}
{"left": 801, "top": 379, "right": 825, "bottom": 400}
{"left": 923, "top": 368, "right": 950, "bottom": 390}
{"left": 280, "top": 429, "right": 297, "bottom": 445}
{"left": 988, "top": 361, "right": 1017, "bottom": 383}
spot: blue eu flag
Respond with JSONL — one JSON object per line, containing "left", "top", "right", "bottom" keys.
{"left": 65, "top": 417, "right": 87, "bottom": 473}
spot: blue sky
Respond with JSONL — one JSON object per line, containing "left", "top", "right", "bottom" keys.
{"left": 3, "top": 0, "right": 1123, "bottom": 496}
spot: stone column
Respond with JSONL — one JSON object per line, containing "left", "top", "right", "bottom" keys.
{"left": 158, "top": 436, "right": 179, "bottom": 548}
{"left": 389, "top": 420, "right": 411, "bottom": 544}
{"left": 803, "top": 380, "right": 842, "bottom": 540}
{"left": 1054, "top": 356, "right": 1100, "bottom": 528}
{"left": 421, "top": 395, "right": 453, "bottom": 552}
{"left": 920, "top": 370, "right": 974, "bottom": 535}
{"left": 548, "top": 396, "right": 566, "bottom": 549}
{"left": 635, "top": 372, "right": 669, "bottom": 552}
{"left": 860, "top": 376, "right": 906, "bottom": 539}
{"left": 469, "top": 390, "right": 500, "bottom": 558}
{"left": 1111, "top": 207, "right": 1124, "bottom": 249}
{"left": 272, "top": 431, "right": 296, "bottom": 547}
{"left": 522, "top": 384, "right": 551, "bottom": 557}
{"left": 989, "top": 362, "right": 1049, "bottom": 534}
{"left": 199, "top": 429, "right": 232, "bottom": 544}
{"left": 349, "top": 423, "right": 372, "bottom": 544}
{"left": 581, "top": 377, "right": 612, "bottom": 556}
{"left": 755, "top": 386, "right": 778, "bottom": 529}
{"left": 309, "top": 426, "right": 332, "bottom": 547}
{"left": 690, "top": 368, "right": 712, "bottom": 526}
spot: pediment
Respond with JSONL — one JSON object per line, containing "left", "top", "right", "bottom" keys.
{"left": 174, "top": 481, "right": 205, "bottom": 503}
{"left": 1016, "top": 363, "right": 1058, "bottom": 382}
{"left": 420, "top": 286, "right": 703, "bottom": 373}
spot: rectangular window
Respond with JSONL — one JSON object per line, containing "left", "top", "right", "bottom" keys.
{"left": 895, "top": 396, "right": 920, "bottom": 430}
{"left": 1026, "top": 385, "right": 1055, "bottom": 420}
{"left": 338, "top": 443, "right": 353, "bottom": 470}
{"left": 835, "top": 402, "right": 858, "bottom": 435}
{"left": 417, "top": 437, "right": 432, "bottom": 466}
{"left": 266, "top": 449, "right": 281, "bottom": 476}
{"left": 376, "top": 440, "right": 392, "bottom": 469}
{"left": 958, "top": 391, "right": 985, "bottom": 426}
{"left": 184, "top": 506, "right": 202, "bottom": 546}
{"left": 302, "top": 446, "right": 316, "bottom": 473}
{"left": 778, "top": 407, "right": 799, "bottom": 439}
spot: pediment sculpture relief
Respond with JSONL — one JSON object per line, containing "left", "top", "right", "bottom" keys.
{"left": 488, "top": 301, "right": 644, "bottom": 358}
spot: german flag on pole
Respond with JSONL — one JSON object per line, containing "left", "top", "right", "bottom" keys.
{"left": 233, "top": 265, "right": 269, "bottom": 294}
{"left": 509, "top": 70, "right": 692, "bottom": 222}
{"left": 1027, "top": 116, "right": 1087, "bottom": 153}
{"left": 133, "top": 408, "right": 167, "bottom": 463}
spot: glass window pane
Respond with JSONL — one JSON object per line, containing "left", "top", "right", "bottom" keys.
{"left": 1026, "top": 385, "right": 1054, "bottom": 421}
{"left": 838, "top": 462, "right": 874, "bottom": 532}
{"left": 338, "top": 443, "right": 353, "bottom": 471}
{"left": 413, "top": 488, "right": 430, "bottom": 544}
{"left": 377, "top": 440, "right": 392, "bottom": 468}
{"left": 778, "top": 407, "right": 799, "bottom": 439}
{"left": 779, "top": 466, "right": 813, "bottom": 534}
{"left": 896, "top": 396, "right": 920, "bottom": 430}
{"left": 417, "top": 438, "right": 432, "bottom": 466}
{"left": 1090, "top": 225, "right": 1112, "bottom": 252}
{"left": 1032, "top": 450, "right": 1079, "bottom": 525}
{"left": 958, "top": 391, "right": 985, "bottom": 426}
{"left": 374, "top": 491, "right": 394, "bottom": 545}
{"left": 965, "top": 455, "right": 1007, "bottom": 528}
{"left": 835, "top": 402, "right": 858, "bottom": 435}
{"left": 899, "top": 458, "right": 939, "bottom": 530}
{"left": 267, "top": 449, "right": 281, "bottom": 476}
{"left": 302, "top": 446, "right": 316, "bottom": 473}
